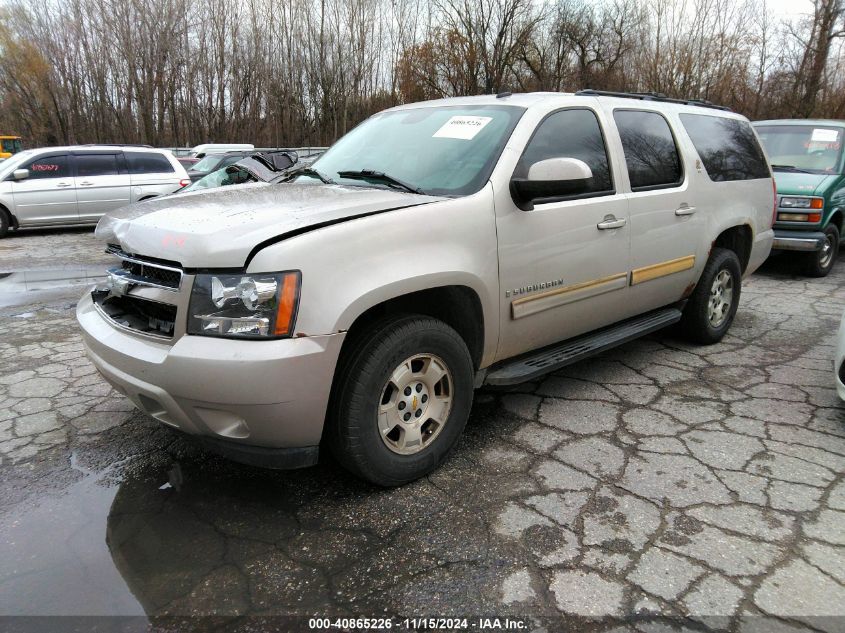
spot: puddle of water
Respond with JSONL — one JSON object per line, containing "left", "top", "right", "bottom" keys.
{"left": 0, "top": 266, "right": 106, "bottom": 308}
{"left": 0, "top": 448, "right": 440, "bottom": 619}
{"left": 0, "top": 455, "right": 144, "bottom": 616}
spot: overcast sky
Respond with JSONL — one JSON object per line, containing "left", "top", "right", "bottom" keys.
{"left": 765, "top": 0, "right": 814, "bottom": 19}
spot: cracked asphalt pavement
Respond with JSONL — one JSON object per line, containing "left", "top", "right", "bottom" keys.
{"left": 0, "top": 229, "right": 844, "bottom": 632}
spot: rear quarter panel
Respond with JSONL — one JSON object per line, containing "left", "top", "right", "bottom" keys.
{"left": 671, "top": 111, "right": 774, "bottom": 277}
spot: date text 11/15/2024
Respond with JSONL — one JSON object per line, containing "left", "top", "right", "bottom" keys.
{"left": 308, "top": 617, "right": 529, "bottom": 630}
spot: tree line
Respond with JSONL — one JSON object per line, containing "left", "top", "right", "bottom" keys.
{"left": 0, "top": 0, "right": 843, "bottom": 148}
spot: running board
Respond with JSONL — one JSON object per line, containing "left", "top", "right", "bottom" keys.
{"left": 484, "top": 307, "right": 683, "bottom": 386}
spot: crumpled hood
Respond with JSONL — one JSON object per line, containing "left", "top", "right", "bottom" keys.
{"left": 772, "top": 172, "right": 837, "bottom": 196}
{"left": 96, "top": 182, "right": 444, "bottom": 268}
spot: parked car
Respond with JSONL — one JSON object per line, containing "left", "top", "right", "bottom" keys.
{"left": 79, "top": 91, "right": 774, "bottom": 486}
{"left": 753, "top": 119, "right": 845, "bottom": 276}
{"left": 187, "top": 151, "right": 258, "bottom": 182}
{"left": 176, "top": 156, "right": 200, "bottom": 170}
{"left": 0, "top": 145, "right": 189, "bottom": 237}
{"left": 181, "top": 150, "right": 319, "bottom": 193}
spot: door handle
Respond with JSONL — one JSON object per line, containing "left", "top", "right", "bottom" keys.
{"left": 675, "top": 205, "right": 696, "bottom": 216}
{"left": 597, "top": 216, "right": 626, "bottom": 230}
{"left": 79, "top": 181, "right": 94, "bottom": 187}
{"left": 56, "top": 182, "right": 72, "bottom": 188}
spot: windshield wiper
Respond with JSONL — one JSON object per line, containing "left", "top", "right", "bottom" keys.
{"left": 337, "top": 169, "right": 426, "bottom": 195}
{"left": 771, "top": 164, "right": 812, "bottom": 174}
{"left": 284, "top": 166, "right": 336, "bottom": 184}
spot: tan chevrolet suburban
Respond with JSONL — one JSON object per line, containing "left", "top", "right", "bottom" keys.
{"left": 77, "top": 91, "right": 775, "bottom": 486}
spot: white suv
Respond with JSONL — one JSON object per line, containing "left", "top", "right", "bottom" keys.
{"left": 79, "top": 91, "right": 775, "bottom": 485}
{"left": 0, "top": 145, "right": 189, "bottom": 237}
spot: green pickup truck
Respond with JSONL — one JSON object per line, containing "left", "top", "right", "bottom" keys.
{"left": 753, "top": 120, "right": 845, "bottom": 276}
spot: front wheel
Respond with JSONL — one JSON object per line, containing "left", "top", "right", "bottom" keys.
{"left": 326, "top": 315, "right": 474, "bottom": 486}
{"left": 680, "top": 247, "right": 742, "bottom": 344}
{"left": 804, "top": 224, "right": 839, "bottom": 277}
{"left": 0, "top": 208, "right": 10, "bottom": 238}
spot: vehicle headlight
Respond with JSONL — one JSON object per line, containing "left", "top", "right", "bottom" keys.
{"left": 188, "top": 271, "right": 300, "bottom": 338}
{"left": 780, "top": 196, "right": 823, "bottom": 210}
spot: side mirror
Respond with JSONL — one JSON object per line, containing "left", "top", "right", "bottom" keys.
{"left": 510, "top": 158, "right": 593, "bottom": 211}
{"left": 12, "top": 169, "right": 29, "bottom": 181}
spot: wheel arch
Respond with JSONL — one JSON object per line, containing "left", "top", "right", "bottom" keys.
{"left": 712, "top": 224, "right": 753, "bottom": 274}
{"left": 337, "top": 284, "right": 486, "bottom": 371}
{"left": 0, "top": 201, "right": 16, "bottom": 229}
{"left": 827, "top": 209, "right": 843, "bottom": 233}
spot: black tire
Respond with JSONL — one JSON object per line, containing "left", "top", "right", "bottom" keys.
{"left": 804, "top": 223, "right": 839, "bottom": 277}
{"left": 680, "top": 247, "right": 742, "bottom": 345}
{"left": 0, "top": 208, "right": 10, "bottom": 238}
{"left": 326, "top": 314, "right": 474, "bottom": 486}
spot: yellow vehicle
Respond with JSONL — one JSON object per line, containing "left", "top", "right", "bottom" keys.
{"left": 0, "top": 136, "right": 23, "bottom": 160}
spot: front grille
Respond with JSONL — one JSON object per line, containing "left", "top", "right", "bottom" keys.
{"left": 93, "top": 290, "right": 177, "bottom": 338}
{"left": 106, "top": 245, "right": 183, "bottom": 291}
{"left": 121, "top": 259, "right": 181, "bottom": 288}
{"left": 97, "top": 247, "right": 185, "bottom": 338}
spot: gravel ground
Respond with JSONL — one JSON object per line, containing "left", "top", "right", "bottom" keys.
{"left": 0, "top": 229, "right": 843, "bottom": 632}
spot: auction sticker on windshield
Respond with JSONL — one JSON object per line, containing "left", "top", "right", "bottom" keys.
{"left": 811, "top": 128, "right": 840, "bottom": 143}
{"left": 433, "top": 116, "right": 492, "bottom": 140}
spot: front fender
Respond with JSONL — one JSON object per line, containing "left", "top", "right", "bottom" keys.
{"left": 247, "top": 185, "right": 501, "bottom": 366}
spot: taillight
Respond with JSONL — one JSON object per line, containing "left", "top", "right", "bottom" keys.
{"left": 179, "top": 179, "right": 190, "bottom": 187}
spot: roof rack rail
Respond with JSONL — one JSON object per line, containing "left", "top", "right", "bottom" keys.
{"left": 575, "top": 89, "right": 732, "bottom": 112}
{"left": 80, "top": 143, "right": 154, "bottom": 148}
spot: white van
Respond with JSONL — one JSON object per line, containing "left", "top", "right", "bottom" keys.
{"left": 0, "top": 146, "right": 190, "bottom": 236}
{"left": 190, "top": 144, "right": 254, "bottom": 158}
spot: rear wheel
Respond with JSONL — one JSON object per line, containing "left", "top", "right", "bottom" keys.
{"left": 326, "top": 314, "right": 474, "bottom": 486}
{"left": 680, "top": 247, "right": 742, "bottom": 344}
{"left": 804, "top": 224, "right": 839, "bottom": 277}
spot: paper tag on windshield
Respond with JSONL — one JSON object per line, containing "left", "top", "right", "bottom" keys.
{"left": 433, "top": 116, "right": 492, "bottom": 140}
{"left": 811, "top": 128, "right": 839, "bottom": 142}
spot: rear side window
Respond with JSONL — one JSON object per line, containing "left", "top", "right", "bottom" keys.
{"left": 75, "top": 154, "right": 120, "bottom": 178}
{"left": 614, "top": 110, "right": 683, "bottom": 190}
{"left": 516, "top": 108, "right": 613, "bottom": 195}
{"left": 21, "top": 155, "right": 69, "bottom": 180}
{"left": 680, "top": 114, "right": 770, "bottom": 181}
{"left": 125, "top": 152, "right": 175, "bottom": 174}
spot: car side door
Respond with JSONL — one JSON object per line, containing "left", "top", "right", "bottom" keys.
{"left": 125, "top": 151, "right": 182, "bottom": 201}
{"left": 9, "top": 153, "right": 78, "bottom": 225}
{"left": 494, "top": 106, "right": 634, "bottom": 361}
{"left": 609, "top": 107, "right": 703, "bottom": 310}
{"left": 73, "top": 152, "right": 131, "bottom": 223}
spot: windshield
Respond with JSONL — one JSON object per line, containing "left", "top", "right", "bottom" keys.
{"left": 1, "top": 139, "right": 21, "bottom": 153}
{"left": 0, "top": 149, "right": 33, "bottom": 176}
{"left": 191, "top": 155, "right": 225, "bottom": 173}
{"left": 183, "top": 164, "right": 256, "bottom": 191}
{"left": 755, "top": 124, "right": 844, "bottom": 174}
{"left": 305, "top": 105, "right": 524, "bottom": 196}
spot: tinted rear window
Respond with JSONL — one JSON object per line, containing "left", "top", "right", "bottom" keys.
{"left": 125, "top": 152, "right": 175, "bottom": 174}
{"left": 679, "top": 114, "right": 770, "bottom": 182}
{"left": 614, "top": 110, "right": 683, "bottom": 190}
{"left": 75, "top": 154, "right": 120, "bottom": 177}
